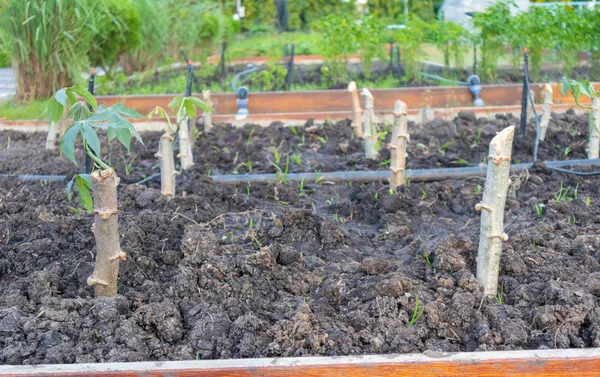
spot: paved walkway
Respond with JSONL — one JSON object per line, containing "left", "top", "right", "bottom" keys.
{"left": 0, "top": 68, "right": 16, "bottom": 99}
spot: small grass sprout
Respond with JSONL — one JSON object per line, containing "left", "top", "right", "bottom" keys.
{"left": 407, "top": 296, "right": 425, "bottom": 327}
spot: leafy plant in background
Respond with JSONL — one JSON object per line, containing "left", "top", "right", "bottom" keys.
{"left": 162, "top": 0, "right": 239, "bottom": 61}
{"left": 395, "top": 16, "right": 431, "bottom": 83}
{"left": 551, "top": 6, "right": 587, "bottom": 79}
{"left": 318, "top": 13, "right": 359, "bottom": 85}
{"left": 472, "top": 1, "right": 513, "bottom": 83}
{"left": 246, "top": 64, "right": 288, "bottom": 91}
{"left": 89, "top": 0, "right": 142, "bottom": 77}
{"left": 432, "top": 19, "right": 470, "bottom": 72}
{"left": 356, "top": 15, "right": 386, "bottom": 81}
{"left": 583, "top": 5, "right": 600, "bottom": 80}
{"left": 514, "top": 6, "right": 553, "bottom": 83}
{"left": 120, "top": 0, "right": 168, "bottom": 74}
{"left": 0, "top": 0, "right": 98, "bottom": 101}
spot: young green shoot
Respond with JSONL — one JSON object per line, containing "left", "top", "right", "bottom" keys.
{"left": 407, "top": 296, "right": 424, "bottom": 327}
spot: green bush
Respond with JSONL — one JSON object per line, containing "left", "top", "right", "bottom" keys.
{"left": 0, "top": 49, "right": 9, "bottom": 68}
{"left": 246, "top": 64, "right": 288, "bottom": 91}
{"left": 0, "top": 0, "right": 99, "bottom": 101}
{"left": 432, "top": 20, "right": 470, "bottom": 71}
{"left": 121, "top": 0, "right": 167, "bottom": 74}
{"left": 472, "top": 1, "right": 513, "bottom": 82}
{"left": 395, "top": 17, "right": 431, "bottom": 83}
{"left": 89, "top": 0, "right": 142, "bottom": 75}
{"left": 162, "top": 0, "right": 239, "bottom": 61}
{"left": 356, "top": 15, "right": 386, "bottom": 80}
{"left": 317, "top": 13, "right": 359, "bottom": 85}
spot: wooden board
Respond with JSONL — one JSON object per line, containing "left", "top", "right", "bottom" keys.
{"left": 94, "top": 84, "right": 543, "bottom": 117}
{"left": 2, "top": 348, "right": 600, "bottom": 377}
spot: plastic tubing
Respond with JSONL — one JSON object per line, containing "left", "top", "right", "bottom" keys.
{"left": 4, "top": 159, "right": 599, "bottom": 185}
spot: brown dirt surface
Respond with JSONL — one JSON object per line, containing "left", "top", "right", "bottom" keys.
{"left": 1, "top": 113, "right": 600, "bottom": 365}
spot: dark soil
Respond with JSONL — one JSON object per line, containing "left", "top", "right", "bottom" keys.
{"left": 0, "top": 110, "right": 591, "bottom": 182}
{"left": 1, "top": 115, "right": 600, "bottom": 366}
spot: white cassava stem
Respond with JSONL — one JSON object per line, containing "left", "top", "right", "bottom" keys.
{"left": 155, "top": 133, "right": 177, "bottom": 199}
{"left": 389, "top": 100, "right": 409, "bottom": 190}
{"left": 476, "top": 125, "right": 515, "bottom": 296}
{"left": 348, "top": 81, "right": 363, "bottom": 138}
{"left": 87, "top": 168, "right": 125, "bottom": 297}
{"left": 45, "top": 122, "right": 58, "bottom": 150}
{"left": 178, "top": 118, "right": 195, "bottom": 170}
{"left": 203, "top": 90, "right": 213, "bottom": 132}
{"left": 589, "top": 97, "right": 600, "bottom": 159}
{"left": 362, "top": 88, "right": 378, "bottom": 160}
{"left": 539, "top": 84, "right": 553, "bottom": 141}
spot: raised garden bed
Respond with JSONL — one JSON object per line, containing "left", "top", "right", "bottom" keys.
{"left": 1, "top": 110, "right": 600, "bottom": 369}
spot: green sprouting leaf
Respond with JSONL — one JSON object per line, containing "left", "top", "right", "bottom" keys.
{"left": 183, "top": 100, "right": 197, "bottom": 118}
{"left": 168, "top": 96, "right": 184, "bottom": 110}
{"left": 111, "top": 103, "right": 143, "bottom": 119}
{"left": 76, "top": 175, "right": 93, "bottom": 213}
{"left": 68, "top": 102, "right": 91, "bottom": 122}
{"left": 65, "top": 90, "right": 77, "bottom": 107}
{"left": 115, "top": 127, "right": 132, "bottom": 152}
{"left": 66, "top": 175, "right": 76, "bottom": 200}
{"left": 60, "top": 124, "right": 81, "bottom": 165}
{"left": 107, "top": 126, "right": 117, "bottom": 141}
{"left": 68, "top": 86, "right": 97, "bottom": 110}
{"left": 87, "top": 106, "right": 113, "bottom": 123}
{"left": 48, "top": 97, "right": 64, "bottom": 124}
{"left": 78, "top": 174, "right": 93, "bottom": 188}
{"left": 184, "top": 96, "right": 212, "bottom": 113}
{"left": 81, "top": 122, "right": 101, "bottom": 157}
{"left": 55, "top": 89, "right": 68, "bottom": 106}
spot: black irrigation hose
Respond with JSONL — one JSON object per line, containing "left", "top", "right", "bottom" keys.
{"left": 5, "top": 159, "right": 600, "bottom": 184}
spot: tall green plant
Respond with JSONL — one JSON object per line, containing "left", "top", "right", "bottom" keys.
{"left": 552, "top": 6, "right": 587, "bottom": 79}
{"left": 89, "top": 0, "right": 142, "bottom": 77}
{"left": 515, "top": 6, "right": 553, "bottom": 82}
{"left": 318, "top": 13, "right": 358, "bottom": 85}
{"left": 395, "top": 17, "right": 430, "bottom": 83}
{"left": 356, "top": 15, "right": 385, "bottom": 80}
{"left": 0, "top": 0, "right": 98, "bottom": 101}
{"left": 432, "top": 20, "right": 470, "bottom": 72}
{"left": 121, "top": 0, "right": 167, "bottom": 74}
{"left": 472, "top": 1, "right": 513, "bottom": 82}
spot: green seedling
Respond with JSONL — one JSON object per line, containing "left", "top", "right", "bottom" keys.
{"left": 474, "top": 185, "right": 482, "bottom": 195}
{"left": 247, "top": 127, "right": 255, "bottom": 145}
{"left": 564, "top": 145, "right": 572, "bottom": 157}
{"left": 289, "top": 126, "right": 298, "bottom": 136}
{"left": 554, "top": 182, "right": 573, "bottom": 202}
{"left": 379, "top": 158, "right": 391, "bottom": 166}
{"left": 424, "top": 252, "right": 433, "bottom": 267}
{"left": 273, "top": 147, "right": 282, "bottom": 164}
{"left": 292, "top": 153, "right": 302, "bottom": 165}
{"left": 535, "top": 203, "right": 543, "bottom": 219}
{"left": 496, "top": 283, "right": 504, "bottom": 305}
{"left": 120, "top": 153, "right": 138, "bottom": 176}
{"left": 585, "top": 197, "right": 591, "bottom": 206}
{"left": 317, "top": 136, "right": 328, "bottom": 145}
{"left": 474, "top": 127, "right": 482, "bottom": 145}
{"left": 407, "top": 296, "right": 424, "bottom": 327}
{"left": 332, "top": 212, "right": 339, "bottom": 222}
{"left": 298, "top": 178, "right": 307, "bottom": 197}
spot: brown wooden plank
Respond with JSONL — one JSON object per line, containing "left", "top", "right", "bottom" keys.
{"left": 95, "top": 84, "right": 541, "bottom": 117}
{"left": 2, "top": 349, "right": 600, "bottom": 377}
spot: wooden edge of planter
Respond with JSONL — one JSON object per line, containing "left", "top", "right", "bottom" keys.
{"left": 0, "top": 104, "right": 587, "bottom": 133}
{"left": 1, "top": 348, "right": 600, "bottom": 377}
